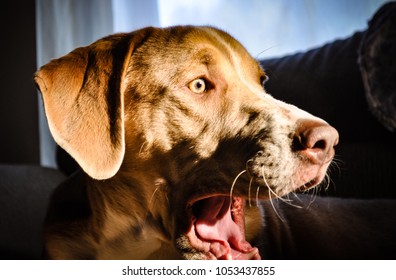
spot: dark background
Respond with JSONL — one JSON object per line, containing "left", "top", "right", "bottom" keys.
{"left": 0, "top": 1, "right": 39, "bottom": 165}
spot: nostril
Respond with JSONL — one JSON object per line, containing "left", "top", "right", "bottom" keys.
{"left": 312, "top": 139, "right": 326, "bottom": 150}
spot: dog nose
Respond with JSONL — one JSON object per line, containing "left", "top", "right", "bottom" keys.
{"left": 293, "top": 121, "right": 339, "bottom": 164}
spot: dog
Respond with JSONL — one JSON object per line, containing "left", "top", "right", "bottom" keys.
{"left": 34, "top": 26, "right": 396, "bottom": 260}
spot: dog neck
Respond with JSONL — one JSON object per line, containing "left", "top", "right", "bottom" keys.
{"left": 98, "top": 207, "right": 180, "bottom": 259}
{"left": 86, "top": 172, "right": 180, "bottom": 259}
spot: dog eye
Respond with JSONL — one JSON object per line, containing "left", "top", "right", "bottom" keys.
{"left": 188, "top": 78, "right": 207, "bottom": 94}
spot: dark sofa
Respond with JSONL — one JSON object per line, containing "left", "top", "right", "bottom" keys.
{"left": 1, "top": 3, "right": 395, "bottom": 260}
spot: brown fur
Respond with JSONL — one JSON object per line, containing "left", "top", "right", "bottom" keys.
{"left": 35, "top": 26, "right": 342, "bottom": 260}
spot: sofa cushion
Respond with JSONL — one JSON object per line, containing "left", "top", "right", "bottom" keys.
{"left": 359, "top": 2, "right": 396, "bottom": 132}
{"left": 0, "top": 165, "right": 66, "bottom": 259}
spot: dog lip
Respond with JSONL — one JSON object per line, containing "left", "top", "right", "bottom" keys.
{"left": 296, "top": 177, "right": 321, "bottom": 192}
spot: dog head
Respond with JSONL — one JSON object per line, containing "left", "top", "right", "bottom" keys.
{"left": 35, "top": 26, "right": 338, "bottom": 259}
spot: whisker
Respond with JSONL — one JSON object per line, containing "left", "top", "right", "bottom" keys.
{"left": 324, "top": 173, "right": 331, "bottom": 191}
{"left": 255, "top": 185, "right": 260, "bottom": 206}
{"left": 259, "top": 166, "right": 303, "bottom": 222}
{"left": 267, "top": 183, "right": 285, "bottom": 222}
{"left": 261, "top": 166, "right": 302, "bottom": 208}
{"left": 138, "top": 141, "right": 147, "bottom": 156}
{"left": 248, "top": 177, "right": 254, "bottom": 207}
{"left": 306, "top": 186, "right": 317, "bottom": 209}
{"left": 273, "top": 192, "right": 298, "bottom": 207}
{"left": 142, "top": 182, "right": 169, "bottom": 228}
{"left": 229, "top": 170, "right": 247, "bottom": 204}
{"left": 283, "top": 191, "right": 294, "bottom": 203}
{"left": 289, "top": 178, "right": 303, "bottom": 203}
{"left": 148, "top": 184, "right": 163, "bottom": 208}
{"left": 330, "top": 157, "right": 343, "bottom": 175}
{"left": 328, "top": 173, "right": 337, "bottom": 193}
{"left": 291, "top": 191, "right": 303, "bottom": 203}
{"left": 254, "top": 45, "right": 281, "bottom": 60}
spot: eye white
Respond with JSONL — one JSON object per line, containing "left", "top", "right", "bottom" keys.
{"left": 188, "top": 78, "right": 206, "bottom": 93}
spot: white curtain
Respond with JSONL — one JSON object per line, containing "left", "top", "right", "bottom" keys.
{"left": 158, "top": 0, "right": 389, "bottom": 58}
{"left": 112, "top": 0, "right": 159, "bottom": 32}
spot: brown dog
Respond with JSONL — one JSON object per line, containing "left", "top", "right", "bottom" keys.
{"left": 34, "top": 26, "right": 395, "bottom": 260}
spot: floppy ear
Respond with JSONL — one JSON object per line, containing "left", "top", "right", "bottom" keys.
{"left": 34, "top": 33, "right": 140, "bottom": 180}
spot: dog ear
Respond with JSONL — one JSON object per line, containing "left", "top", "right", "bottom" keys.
{"left": 34, "top": 32, "right": 145, "bottom": 180}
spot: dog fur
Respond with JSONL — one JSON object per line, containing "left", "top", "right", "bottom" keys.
{"left": 34, "top": 26, "right": 396, "bottom": 260}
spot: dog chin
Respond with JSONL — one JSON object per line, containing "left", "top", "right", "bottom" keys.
{"left": 292, "top": 161, "right": 332, "bottom": 193}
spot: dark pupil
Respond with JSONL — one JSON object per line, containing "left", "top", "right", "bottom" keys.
{"left": 196, "top": 80, "right": 203, "bottom": 89}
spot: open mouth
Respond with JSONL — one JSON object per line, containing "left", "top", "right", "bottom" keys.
{"left": 184, "top": 172, "right": 327, "bottom": 259}
{"left": 186, "top": 195, "right": 261, "bottom": 260}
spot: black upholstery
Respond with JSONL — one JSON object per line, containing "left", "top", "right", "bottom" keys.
{"left": 0, "top": 165, "right": 65, "bottom": 259}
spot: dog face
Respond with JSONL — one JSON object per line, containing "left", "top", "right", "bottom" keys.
{"left": 35, "top": 26, "right": 338, "bottom": 260}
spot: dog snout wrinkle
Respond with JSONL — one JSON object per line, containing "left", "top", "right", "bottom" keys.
{"left": 293, "top": 121, "right": 339, "bottom": 164}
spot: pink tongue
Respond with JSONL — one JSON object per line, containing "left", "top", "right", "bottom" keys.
{"left": 194, "top": 197, "right": 260, "bottom": 260}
